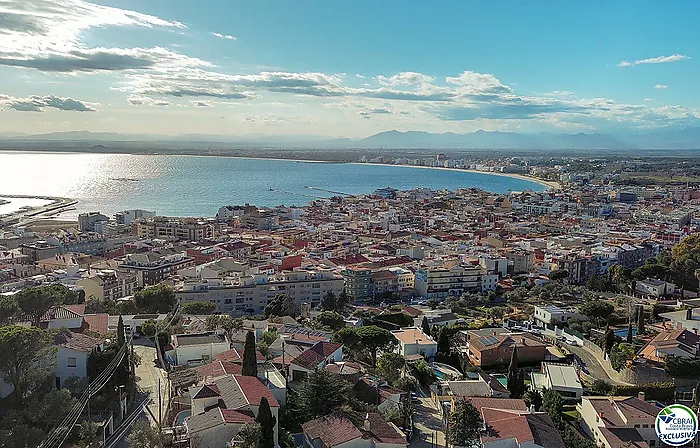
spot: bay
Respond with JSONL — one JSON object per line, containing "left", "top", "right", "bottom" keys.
{"left": 0, "top": 152, "right": 545, "bottom": 218}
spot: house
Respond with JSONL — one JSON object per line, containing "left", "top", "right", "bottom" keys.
{"left": 391, "top": 327, "right": 437, "bottom": 361}
{"left": 413, "top": 309, "right": 461, "bottom": 327}
{"left": 288, "top": 341, "right": 343, "bottom": 382}
{"left": 443, "top": 372, "right": 510, "bottom": 398}
{"left": 42, "top": 305, "right": 85, "bottom": 330}
{"left": 302, "top": 412, "right": 407, "bottom": 448}
{"left": 658, "top": 308, "right": 700, "bottom": 332}
{"left": 53, "top": 330, "right": 104, "bottom": 390}
{"left": 481, "top": 408, "right": 565, "bottom": 448}
{"left": 166, "top": 332, "right": 230, "bottom": 367}
{"left": 635, "top": 279, "right": 675, "bottom": 299}
{"left": 185, "top": 374, "right": 280, "bottom": 447}
{"left": 532, "top": 305, "right": 584, "bottom": 327}
{"left": 354, "top": 376, "right": 406, "bottom": 413}
{"left": 464, "top": 329, "right": 548, "bottom": 367}
{"left": 76, "top": 269, "right": 137, "bottom": 301}
{"left": 578, "top": 396, "right": 661, "bottom": 448}
{"left": 637, "top": 327, "right": 700, "bottom": 364}
{"left": 530, "top": 363, "right": 583, "bottom": 400}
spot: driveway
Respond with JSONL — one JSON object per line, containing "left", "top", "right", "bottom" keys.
{"left": 134, "top": 343, "right": 171, "bottom": 426}
{"left": 563, "top": 342, "right": 629, "bottom": 385}
{"left": 411, "top": 392, "right": 446, "bottom": 448}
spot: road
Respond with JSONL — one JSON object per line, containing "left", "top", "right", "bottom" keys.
{"left": 563, "top": 342, "right": 629, "bottom": 385}
{"left": 411, "top": 392, "right": 446, "bottom": 448}
{"left": 134, "top": 343, "right": 171, "bottom": 426}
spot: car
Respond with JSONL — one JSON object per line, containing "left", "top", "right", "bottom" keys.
{"left": 133, "top": 332, "right": 141, "bottom": 339}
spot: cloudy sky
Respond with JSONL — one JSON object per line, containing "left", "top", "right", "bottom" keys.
{"left": 1, "top": 0, "right": 699, "bottom": 138}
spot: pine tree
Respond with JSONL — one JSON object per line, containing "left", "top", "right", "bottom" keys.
{"left": 448, "top": 399, "right": 483, "bottom": 447}
{"left": 507, "top": 345, "right": 525, "bottom": 398}
{"left": 242, "top": 330, "right": 257, "bottom": 376}
{"left": 117, "top": 315, "right": 125, "bottom": 347}
{"left": 420, "top": 316, "right": 431, "bottom": 336}
{"left": 257, "top": 396, "right": 276, "bottom": 448}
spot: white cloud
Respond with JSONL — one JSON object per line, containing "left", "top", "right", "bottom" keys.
{"left": 212, "top": 32, "right": 236, "bottom": 40}
{"left": 355, "top": 74, "right": 366, "bottom": 79}
{"left": 618, "top": 54, "right": 690, "bottom": 67}
{"left": 654, "top": 84, "right": 668, "bottom": 90}
{"left": 0, "top": 93, "right": 97, "bottom": 112}
{"left": 377, "top": 72, "right": 435, "bottom": 87}
{"left": 127, "top": 96, "right": 170, "bottom": 107}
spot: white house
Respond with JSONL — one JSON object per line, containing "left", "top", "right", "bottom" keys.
{"left": 578, "top": 396, "right": 660, "bottom": 448}
{"left": 166, "top": 332, "right": 230, "bottom": 367}
{"left": 288, "top": 341, "right": 343, "bottom": 382}
{"left": 302, "top": 412, "right": 407, "bottom": 448}
{"left": 391, "top": 327, "right": 437, "bottom": 360}
{"left": 530, "top": 362, "right": 583, "bottom": 400}
{"left": 42, "top": 306, "right": 84, "bottom": 330}
{"left": 185, "top": 374, "right": 280, "bottom": 447}
{"left": 533, "top": 305, "right": 585, "bottom": 327}
{"left": 53, "top": 330, "right": 103, "bottom": 390}
{"left": 635, "top": 278, "right": 675, "bottom": 298}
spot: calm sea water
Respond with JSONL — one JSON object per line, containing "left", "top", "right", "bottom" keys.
{"left": 0, "top": 152, "right": 544, "bottom": 218}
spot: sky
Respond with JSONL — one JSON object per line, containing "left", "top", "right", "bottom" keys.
{"left": 0, "top": 0, "right": 699, "bottom": 138}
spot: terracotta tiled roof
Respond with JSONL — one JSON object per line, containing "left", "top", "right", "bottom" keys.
{"left": 53, "top": 330, "right": 103, "bottom": 353}
{"left": 64, "top": 304, "right": 86, "bottom": 316}
{"left": 466, "top": 397, "right": 527, "bottom": 412}
{"left": 599, "top": 427, "right": 649, "bottom": 448}
{"left": 220, "top": 408, "right": 256, "bottom": 424}
{"left": 481, "top": 408, "right": 533, "bottom": 445}
{"left": 234, "top": 375, "right": 279, "bottom": 407}
{"left": 196, "top": 360, "right": 243, "bottom": 379}
{"left": 42, "top": 306, "right": 83, "bottom": 322}
{"left": 290, "top": 341, "right": 342, "bottom": 370}
{"left": 191, "top": 384, "right": 221, "bottom": 399}
{"left": 83, "top": 313, "right": 109, "bottom": 335}
{"left": 302, "top": 414, "right": 363, "bottom": 447}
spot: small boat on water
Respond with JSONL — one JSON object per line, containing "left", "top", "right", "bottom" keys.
{"left": 110, "top": 177, "right": 140, "bottom": 182}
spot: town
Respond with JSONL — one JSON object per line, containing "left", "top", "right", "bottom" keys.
{"left": 1, "top": 155, "right": 700, "bottom": 448}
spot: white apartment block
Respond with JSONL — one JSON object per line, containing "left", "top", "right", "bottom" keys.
{"left": 175, "top": 269, "right": 344, "bottom": 316}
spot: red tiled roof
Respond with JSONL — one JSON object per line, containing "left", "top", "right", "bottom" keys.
{"left": 42, "top": 306, "right": 83, "bottom": 322}
{"left": 481, "top": 408, "right": 533, "bottom": 444}
{"left": 53, "top": 330, "right": 103, "bottom": 353}
{"left": 191, "top": 384, "right": 221, "bottom": 399}
{"left": 302, "top": 415, "right": 363, "bottom": 447}
{"left": 196, "top": 360, "right": 243, "bottom": 379}
{"left": 64, "top": 304, "right": 86, "bottom": 316}
{"left": 466, "top": 397, "right": 528, "bottom": 412}
{"left": 290, "top": 341, "right": 342, "bottom": 370}
{"left": 214, "top": 348, "right": 242, "bottom": 363}
{"left": 234, "top": 375, "right": 279, "bottom": 407}
{"left": 83, "top": 313, "right": 109, "bottom": 335}
{"left": 220, "top": 408, "right": 256, "bottom": 424}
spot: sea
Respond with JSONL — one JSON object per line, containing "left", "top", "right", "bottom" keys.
{"left": 0, "top": 151, "right": 545, "bottom": 218}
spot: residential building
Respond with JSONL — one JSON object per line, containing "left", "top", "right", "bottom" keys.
{"left": 578, "top": 396, "right": 661, "bottom": 448}
{"left": 530, "top": 362, "right": 583, "bottom": 399}
{"left": 659, "top": 308, "right": 700, "bottom": 332}
{"left": 414, "top": 264, "right": 481, "bottom": 300}
{"left": 78, "top": 212, "right": 109, "bottom": 232}
{"left": 241, "top": 210, "right": 279, "bottom": 230}
{"left": 372, "top": 269, "right": 399, "bottom": 295}
{"left": 464, "top": 329, "right": 548, "bottom": 367}
{"left": 175, "top": 270, "right": 344, "bottom": 316}
{"left": 342, "top": 267, "right": 374, "bottom": 302}
{"left": 165, "top": 332, "right": 230, "bottom": 366}
{"left": 115, "top": 209, "right": 155, "bottom": 226}
{"left": 77, "top": 269, "right": 137, "bottom": 301}
{"left": 533, "top": 305, "right": 585, "bottom": 327}
{"left": 288, "top": 341, "right": 343, "bottom": 382}
{"left": 505, "top": 251, "right": 535, "bottom": 274}
{"left": 133, "top": 216, "right": 214, "bottom": 241}
{"left": 53, "top": 330, "right": 103, "bottom": 390}
{"left": 302, "top": 412, "right": 407, "bottom": 448}
{"left": 20, "top": 241, "right": 61, "bottom": 261}
{"left": 481, "top": 408, "right": 565, "bottom": 448}
{"left": 635, "top": 279, "right": 675, "bottom": 298}
{"left": 391, "top": 327, "right": 437, "bottom": 361}
{"left": 443, "top": 372, "right": 509, "bottom": 398}
{"left": 637, "top": 327, "right": 700, "bottom": 364}
{"left": 121, "top": 252, "right": 195, "bottom": 287}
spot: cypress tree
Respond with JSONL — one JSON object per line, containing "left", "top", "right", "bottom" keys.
{"left": 117, "top": 315, "right": 125, "bottom": 347}
{"left": 421, "top": 316, "right": 431, "bottom": 336}
{"left": 507, "top": 345, "right": 525, "bottom": 398}
{"left": 626, "top": 321, "right": 633, "bottom": 343}
{"left": 637, "top": 308, "right": 645, "bottom": 335}
{"left": 257, "top": 397, "right": 276, "bottom": 448}
{"left": 242, "top": 330, "right": 257, "bottom": 376}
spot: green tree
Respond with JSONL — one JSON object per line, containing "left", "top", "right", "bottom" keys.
{"left": 321, "top": 291, "right": 337, "bottom": 311}
{"left": 264, "top": 294, "right": 299, "bottom": 318}
{"left": 296, "top": 369, "right": 352, "bottom": 420}
{"left": 580, "top": 300, "right": 614, "bottom": 326}
{"left": 181, "top": 301, "right": 218, "bottom": 315}
{"left": 140, "top": 319, "right": 157, "bottom": 338}
{"left": 337, "top": 289, "right": 351, "bottom": 310}
{"left": 133, "top": 284, "right": 175, "bottom": 314}
{"left": 608, "top": 265, "right": 629, "bottom": 293}
{"left": 542, "top": 389, "right": 564, "bottom": 424}
{"left": 238, "top": 423, "right": 262, "bottom": 448}
{"left": 420, "top": 316, "right": 431, "bottom": 336}
{"left": 592, "top": 379, "right": 613, "bottom": 395}
{"left": 205, "top": 314, "right": 244, "bottom": 341}
{"left": 0, "top": 295, "right": 19, "bottom": 324}
{"left": 447, "top": 399, "right": 483, "bottom": 447}
{"left": 604, "top": 327, "right": 615, "bottom": 354}
{"left": 117, "top": 314, "right": 126, "bottom": 347}
{"left": 332, "top": 327, "right": 359, "bottom": 357}
{"left": 314, "top": 311, "right": 345, "bottom": 331}
{"left": 127, "top": 419, "right": 168, "bottom": 448}
{"left": 670, "top": 235, "right": 700, "bottom": 291}
{"left": 14, "top": 286, "right": 66, "bottom": 325}
{"left": 637, "top": 307, "right": 645, "bottom": 334}
{"left": 242, "top": 330, "right": 258, "bottom": 376}
{"left": 507, "top": 345, "right": 526, "bottom": 398}
{"left": 355, "top": 325, "right": 397, "bottom": 367}
{"left": 0, "top": 325, "right": 53, "bottom": 404}
{"left": 487, "top": 306, "right": 507, "bottom": 322}
{"left": 427, "top": 298, "right": 440, "bottom": 310}
{"left": 549, "top": 269, "right": 569, "bottom": 283}
{"left": 257, "top": 397, "right": 276, "bottom": 448}
{"left": 377, "top": 353, "right": 405, "bottom": 384}
{"left": 412, "top": 359, "right": 436, "bottom": 386}
{"left": 523, "top": 390, "right": 543, "bottom": 411}
{"left": 84, "top": 297, "right": 114, "bottom": 314}
{"left": 626, "top": 321, "right": 633, "bottom": 343}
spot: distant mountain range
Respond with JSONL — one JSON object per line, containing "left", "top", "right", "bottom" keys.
{"left": 2, "top": 127, "right": 700, "bottom": 150}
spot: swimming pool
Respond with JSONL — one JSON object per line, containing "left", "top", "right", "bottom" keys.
{"left": 492, "top": 373, "right": 508, "bottom": 388}
{"left": 614, "top": 328, "right": 637, "bottom": 338}
{"left": 175, "top": 410, "right": 191, "bottom": 426}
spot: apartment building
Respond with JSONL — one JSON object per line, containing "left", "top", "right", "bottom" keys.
{"left": 133, "top": 217, "right": 214, "bottom": 241}
{"left": 414, "top": 264, "right": 481, "bottom": 299}
{"left": 76, "top": 269, "right": 137, "bottom": 301}
{"left": 120, "top": 252, "right": 195, "bottom": 287}
{"left": 175, "top": 269, "right": 344, "bottom": 316}
{"left": 342, "top": 267, "right": 374, "bottom": 302}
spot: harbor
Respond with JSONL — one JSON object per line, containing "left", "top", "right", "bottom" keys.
{"left": 0, "top": 195, "right": 78, "bottom": 228}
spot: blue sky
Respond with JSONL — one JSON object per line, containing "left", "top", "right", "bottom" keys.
{"left": 0, "top": 0, "right": 698, "bottom": 137}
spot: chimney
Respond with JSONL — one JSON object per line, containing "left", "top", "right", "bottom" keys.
{"left": 363, "top": 413, "right": 371, "bottom": 432}
{"left": 638, "top": 391, "right": 646, "bottom": 401}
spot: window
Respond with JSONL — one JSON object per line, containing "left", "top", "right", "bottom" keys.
{"left": 67, "top": 357, "right": 77, "bottom": 367}
{"left": 634, "top": 424, "right": 640, "bottom": 428}
{"left": 642, "top": 424, "right": 649, "bottom": 428}
{"left": 225, "top": 299, "right": 232, "bottom": 304}
{"left": 649, "top": 442, "right": 655, "bottom": 447}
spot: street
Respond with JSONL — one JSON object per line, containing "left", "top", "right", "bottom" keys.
{"left": 563, "top": 342, "right": 629, "bottom": 385}
{"left": 411, "top": 393, "right": 446, "bottom": 448}
{"left": 134, "top": 342, "right": 171, "bottom": 426}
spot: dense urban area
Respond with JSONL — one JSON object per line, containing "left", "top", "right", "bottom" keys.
{"left": 2, "top": 154, "right": 700, "bottom": 448}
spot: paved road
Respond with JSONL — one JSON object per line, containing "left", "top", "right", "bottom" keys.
{"left": 134, "top": 344, "right": 171, "bottom": 426}
{"left": 563, "top": 342, "right": 628, "bottom": 385}
{"left": 411, "top": 393, "right": 446, "bottom": 448}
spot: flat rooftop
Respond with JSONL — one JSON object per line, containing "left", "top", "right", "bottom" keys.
{"left": 174, "top": 332, "right": 226, "bottom": 347}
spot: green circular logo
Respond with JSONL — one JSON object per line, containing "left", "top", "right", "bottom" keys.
{"left": 655, "top": 404, "right": 698, "bottom": 447}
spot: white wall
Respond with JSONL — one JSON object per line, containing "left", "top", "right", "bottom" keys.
{"left": 172, "top": 342, "right": 230, "bottom": 366}
{"left": 54, "top": 347, "right": 89, "bottom": 388}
